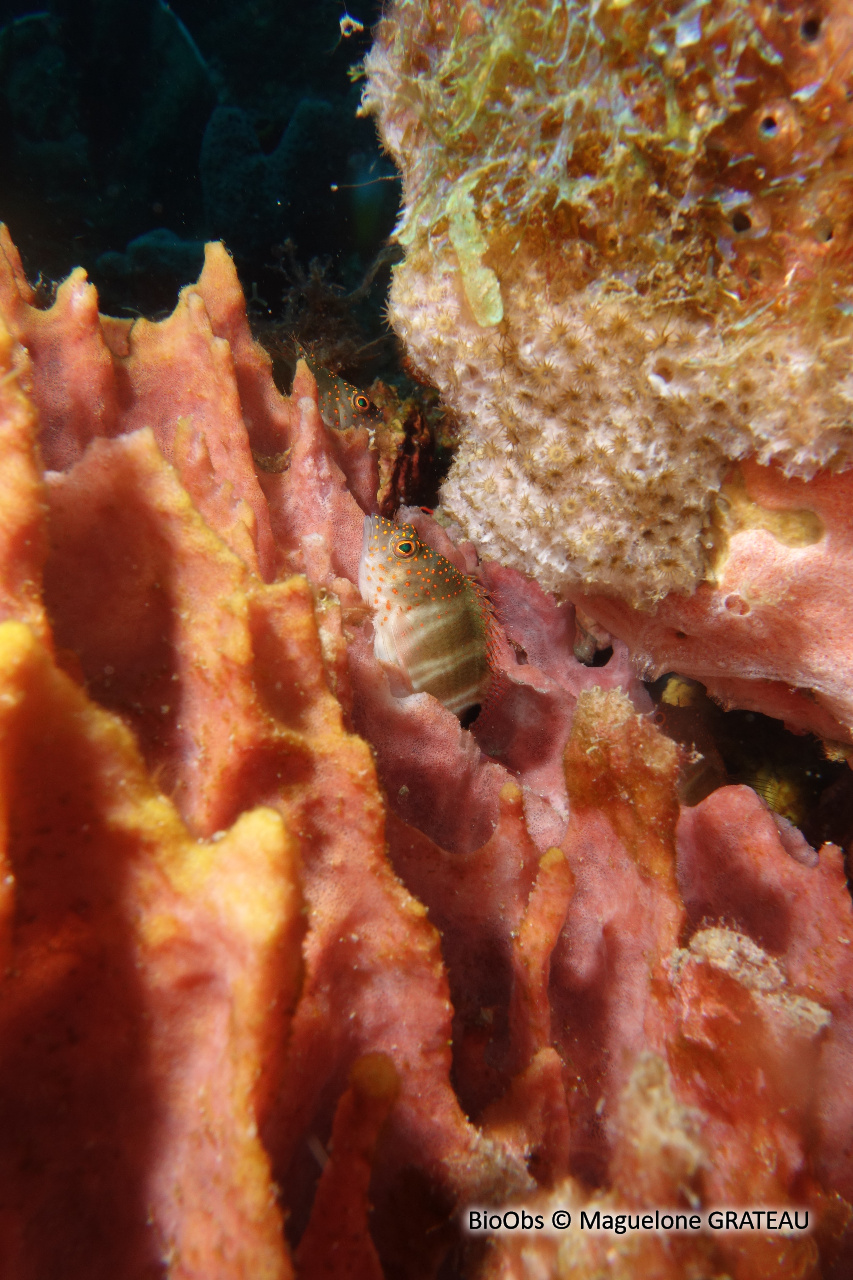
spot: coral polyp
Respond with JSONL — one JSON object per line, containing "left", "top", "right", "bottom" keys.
{"left": 363, "top": 0, "right": 853, "bottom": 602}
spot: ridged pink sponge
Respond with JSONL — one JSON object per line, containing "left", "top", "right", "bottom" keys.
{"left": 362, "top": 0, "right": 853, "bottom": 605}
{"left": 1, "top": 224, "right": 852, "bottom": 1277}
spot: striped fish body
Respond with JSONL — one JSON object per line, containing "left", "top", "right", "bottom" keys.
{"left": 359, "top": 516, "right": 496, "bottom": 717}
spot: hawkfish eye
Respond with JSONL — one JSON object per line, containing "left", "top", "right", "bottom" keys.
{"left": 394, "top": 538, "right": 417, "bottom": 558}
{"left": 352, "top": 392, "right": 372, "bottom": 412}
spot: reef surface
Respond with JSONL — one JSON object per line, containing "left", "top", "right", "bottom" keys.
{"left": 0, "top": 227, "right": 851, "bottom": 1278}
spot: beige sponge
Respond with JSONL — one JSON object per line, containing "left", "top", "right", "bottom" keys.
{"left": 363, "top": 0, "right": 853, "bottom": 603}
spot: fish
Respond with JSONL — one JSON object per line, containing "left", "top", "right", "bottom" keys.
{"left": 296, "top": 345, "right": 383, "bottom": 435}
{"left": 358, "top": 515, "right": 500, "bottom": 719}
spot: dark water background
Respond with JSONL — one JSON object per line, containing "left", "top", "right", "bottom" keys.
{"left": 0, "top": 0, "right": 398, "bottom": 321}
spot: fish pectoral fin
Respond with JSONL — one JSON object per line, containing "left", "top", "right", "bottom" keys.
{"left": 378, "top": 657, "right": 415, "bottom": 698}
{"left": 373, "top": 611, "right": 419, "bottom": 697}
{"left": 373, "top": 615, "right": 402, "bottom": 669}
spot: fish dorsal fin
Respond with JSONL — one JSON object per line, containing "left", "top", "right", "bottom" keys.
{"left": 469, "top": 577, "right": 510, "bottom": 717}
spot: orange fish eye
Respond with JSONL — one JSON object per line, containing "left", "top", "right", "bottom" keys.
{"left": 393, "top": 538, "right": 417, "bottom": 558}
{"left": 352, "top": 392, "right": 372, "bottom": 413}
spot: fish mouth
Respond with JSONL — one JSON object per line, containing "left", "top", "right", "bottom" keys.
{"left": 362, "top": 514, "right": 380, "bottom": 555}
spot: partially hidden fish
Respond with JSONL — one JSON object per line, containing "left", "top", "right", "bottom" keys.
{"left": 297, "top": 345, "right": 383, "bottom": 434}
{"left": 359, "top": 515, "right": 500, "bottom": 719}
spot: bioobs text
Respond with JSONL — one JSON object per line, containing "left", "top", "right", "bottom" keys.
{"left": 466, "top": 1207, "right": 811, "bottom": 1235}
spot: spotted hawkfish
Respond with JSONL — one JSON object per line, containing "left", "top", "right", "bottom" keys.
{"left": 359, "top": 515, "right": 500, "bottom": 719}
{"left": 297, "top": 345, "right": 383, "bottom": 434}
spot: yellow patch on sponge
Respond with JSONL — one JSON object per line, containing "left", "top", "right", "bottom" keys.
{"left": 710, "top": 468, "right": 824, "bottom": 576}
{"left": 446, "top": 184, "right": 503, "bottom": 328}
